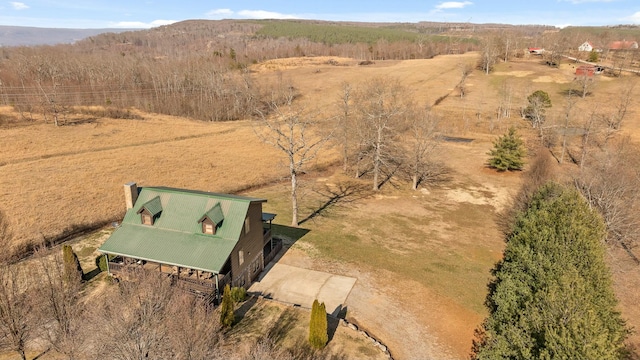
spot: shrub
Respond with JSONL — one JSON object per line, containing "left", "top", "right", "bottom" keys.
{"left": 220, "top": 284, "right": 235, "bottom": 328}
{"left": 62, "top": 244, "right": 84, "bottom": 283}
{"left": 309, "top": 299, "right": 328, "bottom": 349}
{"left": 230, "top": 286, "right": 247, "bottom": 303}
{"left": 487, "top": 127, "right": 526, "bottom": 171}
{"left": 95, "top": 254, "right": 107, "bottom": 272}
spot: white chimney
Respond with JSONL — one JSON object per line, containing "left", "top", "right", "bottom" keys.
{"left": 124, "top": 182, "right": 138, "bottom": 210}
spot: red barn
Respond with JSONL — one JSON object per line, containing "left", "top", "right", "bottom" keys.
{"left": 576, "top": 65, "right": 595, "bottom": 76}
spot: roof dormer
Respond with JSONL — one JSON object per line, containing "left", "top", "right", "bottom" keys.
{"left": 198, "top": 203, "right": 224, "bottom": 235}
{"left": 137, "top": 196, "right": 162, "bottom": 226}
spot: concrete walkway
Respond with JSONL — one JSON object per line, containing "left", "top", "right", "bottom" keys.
{"left": 249, "top": 263, "right": 357, "bottom": 316}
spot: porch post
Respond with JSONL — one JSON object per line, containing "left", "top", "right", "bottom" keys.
{"left": 215, "top": 274, "right": 220, "bottom": 303}
{"left": 104, "top": 254, "right": 110, "bottom": 274}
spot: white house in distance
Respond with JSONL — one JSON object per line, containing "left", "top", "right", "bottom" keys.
{"left": 578, "top": 41, "right": 594, "bottom": 52}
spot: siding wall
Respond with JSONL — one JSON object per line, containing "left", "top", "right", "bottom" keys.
{"left": 230, "top": 201, "right": 265, "bottom": 288}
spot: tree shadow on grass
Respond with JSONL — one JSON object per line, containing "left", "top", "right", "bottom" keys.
{"left": 299, "top": 181, "right": 373, "bottom": 225}
{"left": 83, "top": 267, "right": 101, "bottom": 281}
{"left": 327, "top": 305, "right": 347, "bottom": 342}
{"left": 234, "top": 295, "right": 259, "bottom": 325}
{"left": 267, "top": 307, "right": 299, "bottom": 343}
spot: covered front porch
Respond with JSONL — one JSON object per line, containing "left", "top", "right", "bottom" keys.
{"left": 106, "top": 255, "right": 231, "bottom": 300}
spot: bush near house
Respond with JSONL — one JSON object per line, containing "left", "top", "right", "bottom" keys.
{"left": 62, "top": 244, "right": 84, "bottom": 283}
{"left": 309, "top": 299, "right": 328, "bottom": 349}
{"left": 220, "top": 284, "right": 235, "bottom": 328}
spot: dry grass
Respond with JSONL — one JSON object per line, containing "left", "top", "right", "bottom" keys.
{"left": 0, "top": 113, "right": 337, "bottom": 251}
{"left": 2, "top": 53, "right": 640, "bottom": 359}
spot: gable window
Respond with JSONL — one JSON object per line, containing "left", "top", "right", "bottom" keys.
{"left": 199, "top": 203, "right": 224, "bottom": 235}
{"left": 239, "top": 250, "right": 244, "bottom": 266}
{"left": 136, "top": 196, "right": 162, "bottom": 226}
{"left": 244, "top": 217, "right": 251, "bottom": 235}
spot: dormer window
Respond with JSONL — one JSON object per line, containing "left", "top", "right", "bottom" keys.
{"left": 137, "top": 196, "right": 162, "bottom": 226}
{"left": 199, "top": 203, "right": 224, "bottom": 235}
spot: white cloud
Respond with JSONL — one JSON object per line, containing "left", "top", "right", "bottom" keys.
{"left": 435, "top": 1, "right": 473, "bottom": 10}
{"left": 110, "top": 19, "right": 177, "bottom": 29}
{"left": 236, "top": 10, "right": 300, "bottom": 19}
{"left": 10, "top": 2, "right": 29, "bottom": 10}
{"left": 206, "top": 8, "right": 234, "bottom": 17}
{"left": 626, "top": 11, "right": 640, "bottom": 23}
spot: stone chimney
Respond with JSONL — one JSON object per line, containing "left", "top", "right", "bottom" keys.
{"left": 124, "top": 182, "right": 138, "bottom": 210}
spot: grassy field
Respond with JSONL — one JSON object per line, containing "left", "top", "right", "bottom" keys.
{"left": 2, "top": 53, "right": 640, "bottom": 359}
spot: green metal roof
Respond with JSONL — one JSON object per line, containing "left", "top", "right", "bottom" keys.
{"left": 99, "top": 187, "right": 267, "bottom": 273}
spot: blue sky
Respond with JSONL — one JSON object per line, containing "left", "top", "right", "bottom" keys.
{"left": 0, "top": 1, "right": 639, "bottom": 29}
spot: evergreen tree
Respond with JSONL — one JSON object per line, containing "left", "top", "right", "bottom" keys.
{"left": 309, "top": 299, "right": 328, "bottom": 349}
{"left": 588, "top": 49, "right": 599, "bottom": 63}
{"left": 472, "top": 183, "right": 629, "bottom": 359}
{"left": 62, "top": 245, "right": 83, "bottom": 284}
{"left": 219, "top": 284, "right": 234, "bottom": 328}
{"left": 487, "top": 127, "right": 526, "bottom": 171}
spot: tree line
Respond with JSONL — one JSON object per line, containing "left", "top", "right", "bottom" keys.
{"left": 0, "top": 19, "right": 483, "bottom": 124}
{"left": 255, "top": 76, "right": 443, "bottom": 226}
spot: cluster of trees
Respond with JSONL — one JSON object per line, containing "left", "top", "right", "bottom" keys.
{"left": 520, "top": 81, "right": 639, "bottom": 253}
{"left": 336, "top": 77, "right": 443, "bottom": 191}
{"left": 255, "top": 76, "right": 444, "bottom": 226}
{"left": 472, "top": 182, "right": 629, "bottom": 359}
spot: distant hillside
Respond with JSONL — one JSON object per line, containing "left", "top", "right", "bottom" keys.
{"left": 0, "top": 26, "right": 134, "bottom": 46}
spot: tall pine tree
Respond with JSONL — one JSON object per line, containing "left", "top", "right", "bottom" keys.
{"left": 472, "top": 183, "right": 629, "bottom": 359}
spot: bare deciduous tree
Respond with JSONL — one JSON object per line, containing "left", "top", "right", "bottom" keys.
{"left": 479, "top": 36, "right": 499, "bottom": 75}
{"left": 254, "top": 83, "right": 331, "bottom": 227}
{"left": 168, "top": 296, "right": 223, "bottom": 360}
{"left": 559, "top": 91, "right": 576, "bottom": 164}
{"left": 93, "top": 271, "right": 176, "bottom": 360}
{"left": 35, "top": 249, "right": 86, "bottom": 359}
{"left": 354, "top": 77, "right": 410, "bottom": 191}
{"left": 405, "top": 106, "right": 440, "bottom": 190}
{"left": 607, "top": 79, "right": 635, "bottom": 131}
{"left": 573, "top": 74, "right": 596, "bottom": 99}
{"left": 336, "top": 82, "right": 353, "bottom": 172}
{"left": 457, "top": 63, "right": 473, "bottom": 98}
{"left": 0, "top": 264, "right": 33, "bottom": 360}
{"left": 0, "top": 210, "right": 11, "bottom": 263}
{"left": 575, "top": 138, "right": 640, "bottom": 261}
